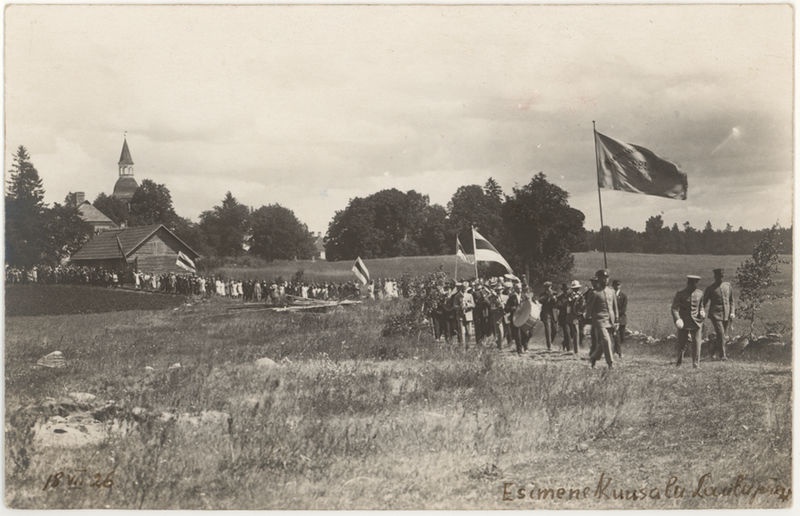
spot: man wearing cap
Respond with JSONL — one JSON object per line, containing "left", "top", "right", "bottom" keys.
{"left": 587, "top": 269, "right": 619, "bottom": 368}
{"left": 584, "top": 277, "right": 599, "bottom": 356}
{"left": 539, "top": 281, "right": 558, "bottom": 351}
{"left": 703, "top": 268, "right": 736, "bottom": 360}
{"left": 612, "top": 279, "right": 627, "bottom": 358}
{"left": 671, "top": 275, "right": 706, "bottom": 367}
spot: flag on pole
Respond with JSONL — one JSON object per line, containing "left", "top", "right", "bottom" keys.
{"left": 456, "top": 236, "right": 473, "bottom": 264}
{"left": 352, "top": 256, "right": 370, "bottom": 285}
{"left": 176, "top": 251, "right": 196, "bottom": 273}
{"left": 472, "top": 228, "right": 513, "bottom": 274}
{"left": 595, "top": 131, "right": 688, "bottom": 200}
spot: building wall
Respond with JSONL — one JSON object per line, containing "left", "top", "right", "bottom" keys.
{"left": 128, "top": 229, "right": 194, "bottom": 274}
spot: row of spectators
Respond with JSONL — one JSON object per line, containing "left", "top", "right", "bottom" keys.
{"left": 5, "top": 264, "right": 412, "bottom": 304}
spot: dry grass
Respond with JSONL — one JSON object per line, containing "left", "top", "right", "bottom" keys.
{"left": 5, "top": 281, "right": 792, "bottom": 509}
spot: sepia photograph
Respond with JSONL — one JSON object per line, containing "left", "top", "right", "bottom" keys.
{"left": 3, "top": 2, "right": 794, "bottom": 510}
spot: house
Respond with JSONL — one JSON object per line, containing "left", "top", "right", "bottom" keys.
{"left": 67, "top": 192, "right": 118, "bottom": 233}
{"left": 313, "top": 233, "right": 326, "bottom": 261}
{"left": 70, "top": 224, "right": 201, "bottom": 274}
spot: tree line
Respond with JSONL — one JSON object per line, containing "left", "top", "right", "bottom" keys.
{"left": 5, "top": 146, "right": 317, "bottom": 268}
{"left": 582, "top": 215, "right": 792, "bottom": 255}
{"left": 324, "top": 173, "right": 586, "bottom": 284}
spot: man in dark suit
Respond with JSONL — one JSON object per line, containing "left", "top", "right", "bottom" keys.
{"left": 671, "top": 274, "right": 706, "bottom": 368}
{"left": 505, "top": 283, "right": 523, "bottom": 354}
{"left": 612, "top": 279, "right": 627, "bottom": 358}
{"left": 703, "top": 268, "right": 736, "bottom": 361}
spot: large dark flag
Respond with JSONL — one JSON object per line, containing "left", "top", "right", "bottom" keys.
{"left": 472, "top": 229, "right": 513, "bottom": 274}
{"left": 351, "top": 256, "right": 370, "bottom": 285}
{"left": 595, "top": 131, "right": 688, "bottom": 200}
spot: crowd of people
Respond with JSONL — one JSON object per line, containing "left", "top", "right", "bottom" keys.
{"left": 7, "top": 262, "right": 736, "bottom": 368}
{"left": 418, "top": 266, "right": 736, "bottom": 370}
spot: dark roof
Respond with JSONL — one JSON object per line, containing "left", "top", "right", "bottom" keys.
{"left": 71, "top": 224, "right": 201, "bottom": 262}
{"left": 113, "top": 176, "right": 138, "bottom": 200}
{"left": 118, "top": 138, "right": 134, "bottom": 165}
{"left": 78, "top": 201, "right": 116, "bottom": 225}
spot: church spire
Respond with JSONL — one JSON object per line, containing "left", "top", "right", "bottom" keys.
{"left": 118, "top": 135, "right": 134, "bottom": 176}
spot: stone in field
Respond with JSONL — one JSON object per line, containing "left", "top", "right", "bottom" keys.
{"left": 69, "top": 392, "right": 97, "bottom": 404}
{"left": 36, "top": 351, "right": 66, "bottom": 368}
{"left": 168, "top": 362, "right": 182, "bottom": 371}
{"left": 255, "top": 357, "right": 279, "bottom": 369}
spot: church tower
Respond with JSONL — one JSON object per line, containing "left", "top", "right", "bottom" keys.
{"left": 112, "top": 136, "right": 139, "bottom": 201}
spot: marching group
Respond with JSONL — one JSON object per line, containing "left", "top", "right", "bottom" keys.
{"left": 420, "top": 266, "right": 736, "bottom": 369}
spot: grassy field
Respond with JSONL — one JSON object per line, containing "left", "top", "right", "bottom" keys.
{"left": 4, "top": 253, "right": 792, "bottom": 509}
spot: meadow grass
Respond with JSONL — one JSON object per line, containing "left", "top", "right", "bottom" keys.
{"left": 4, "top": 253, "right": 792, "bottom": 509}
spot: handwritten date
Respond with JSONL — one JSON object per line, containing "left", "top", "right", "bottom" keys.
{"left": 43, "top": 469, "right": 114, "bottom": 491}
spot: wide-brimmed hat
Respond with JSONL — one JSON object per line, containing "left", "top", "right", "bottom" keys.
{"left": 570, "top": 280, "right": 581, "bottom": 289}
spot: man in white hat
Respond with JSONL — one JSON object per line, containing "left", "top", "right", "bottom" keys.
{"left": 671, "top": 274, "right": 707, "bottom": 367}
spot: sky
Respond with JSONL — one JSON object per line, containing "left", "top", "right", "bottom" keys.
{"left": 4, "top": 3, "right": 794, "bottom": 236}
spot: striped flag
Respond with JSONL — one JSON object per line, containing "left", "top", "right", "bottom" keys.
{"left": 352, "top": 256, "right": 370, "bottom": 285}
{"left": 472, "top": 228, "right": 513, "bottom": 274}
{"left": 456, "top": 236, "right": 473, "bottom": 264}
{"left": 176, "top": 251, "right": 196, "bottom": 273}
{"left": 595, "top": 131, "right": 688, "bottom": 200}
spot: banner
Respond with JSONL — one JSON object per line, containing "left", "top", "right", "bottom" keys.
{"left": 595, "top": 131, "right": 688, "bottom": 200}
{"left": 352, "top": 256, "right": 370, "bottom": 285}
{"left": 176, "top": 251, "right": 196, "bottom": 273}
{"left": 472, "top": 228, "right": 513, "bottom": 274}
{"left": 456, "top": 236, "right": 473, "bottom": 264}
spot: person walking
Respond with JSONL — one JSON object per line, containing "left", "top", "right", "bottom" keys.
{"left": 702, "top": 268, "right": 736, "bottom": 361}
{"left": 566, "top": 280, "right": 584, "bottom": 354}
{"left": 612, "top": 279, "right": 627, "bottom": 358}
{"left": 671, "top": 274, "right": 706, "bottom": 368}
{"left": 539, "top": 281, "right": 558, "bottom": 351}
{"left": 587, "top": 270, "right": 619, "bottom": 369}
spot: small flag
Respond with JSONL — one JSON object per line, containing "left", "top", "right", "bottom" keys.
{"left": 352, "top": 256, "right": 370, "bottom": 285}
{"left": 472, "top": 228, "right": 513, "bottom": 274}
{"left": 456, "top": 236, "right": 473, "bottom": 264}
{"left": 595, "top": 131, "right": 688, "bottom": 200}
{"left": 176, "top": 251, "right": 196, "bottom": 273}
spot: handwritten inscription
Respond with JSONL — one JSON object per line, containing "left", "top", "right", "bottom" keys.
{"left": 43, "top": 469, "right": 114, "bottom": 491}
{"left": 503, "top": 472, "right": 791, "bottom": 504}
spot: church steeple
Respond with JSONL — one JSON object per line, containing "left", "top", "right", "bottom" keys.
{"left": 118, "top": 136, "right": 134, "bottom": 177}
{"left": 112, "top": 134, "right": 139, "bottom": 202}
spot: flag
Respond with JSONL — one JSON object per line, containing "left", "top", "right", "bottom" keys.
{"left": 176, "top": 251, "right": 196, "bottom": 273}
{"left": 595, "top": 131, "right": 688, "bottom": 200}
{"left": 472, "top": 228, "right": 513, "bottom": 274}
{"left": 352, "top": 256, "right": 370, "bottom": 285}
{"left": 456, "top": 236, "right": 473, "bottom": 264}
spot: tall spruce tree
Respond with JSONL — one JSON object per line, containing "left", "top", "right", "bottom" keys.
{"left": 5, "top": 146, "right": 48, "bottom": 266}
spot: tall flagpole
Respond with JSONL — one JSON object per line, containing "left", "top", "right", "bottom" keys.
{"left": 593, "top": 120, "right": 609, "bottom": 269}
{"left": 471, "top": 226, "right": 479, "bottom": 280}
{"left": 454, "top": 236, "right": 459, "bottom": 281}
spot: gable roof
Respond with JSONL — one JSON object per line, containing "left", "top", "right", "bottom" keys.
{"left": 78, "top": 201, "right": 116, "bottom": 225}
{"left": 70, "top": 224, "right": 201, "bottom": 262}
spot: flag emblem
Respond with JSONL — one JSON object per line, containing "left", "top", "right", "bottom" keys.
{"left": 472, "top": 229, "right": 513, "bottom": 274}
{"left": 176, "top": 251, "right": 196, "bottom": 273}
{"left": 456, "top": 236, "right": 473, "bottom": 264}
{"left": 595, "top": 131, "right": 688, "bottom": 200}
{"left": 352, "top": 256, "right": 370, "bottom": 285}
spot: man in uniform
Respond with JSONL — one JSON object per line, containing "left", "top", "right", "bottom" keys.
{"left": 611, "top": 279, "right": 627, "bottom": 358}
{"left": 587, "top": 269, "right": 619, "bottom": 369}
{"left": 703, "top": 268, "right": 736, "bottom": 361}
{"left": 556, "top": 283, "right": 571, "bottom": 351}
{"left": 671, "top": 274, "right": 706, "bottom": 368}
{"left": 539, "top": 281, "right": 558, "bottom": 351}
{"left": 566, "top": 280, "right": 584, "bottom": 354}
{"left": 583, "top": 277, "right": 599, "bottom": 355}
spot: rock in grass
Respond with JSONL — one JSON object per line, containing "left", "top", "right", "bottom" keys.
{"left": 68, "top": 392, "right": 96, "bottom": 404}
{"left": 255, "top": 357, "right": 279, "bottom": 369}
{"left": 36, "top": 351, "right": 66, "bottom": 368}
{"left": 167, "top": 362, "right": 181, "bottom": 371}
